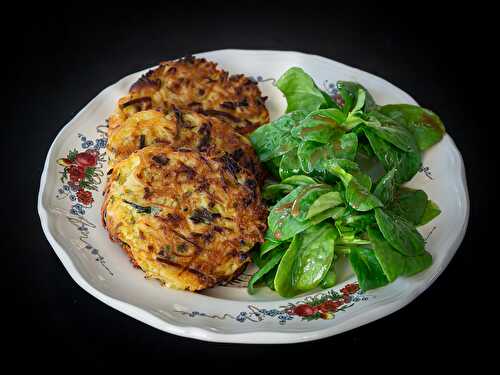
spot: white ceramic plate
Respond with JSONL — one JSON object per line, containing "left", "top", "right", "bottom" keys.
{"left": 38, "top": 49, "right": 469, "bottom": 343}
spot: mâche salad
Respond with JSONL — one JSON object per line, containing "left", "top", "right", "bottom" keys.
{"left": 248, "top": 67, "right": 445, "bottom": 297}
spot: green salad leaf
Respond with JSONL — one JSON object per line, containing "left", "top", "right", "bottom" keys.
{"left": 380, "top": 104, "right": 445, "bottom": 151}
{"left": 364, "top": 127, "right": 421, "bottom": 183}
{"left": 389, "top": 188, "right": 428, "bottom": 225}
{"left": 335, "top": 133, "right": 359, "bottom": 160}
{"left": 349, "top": 247, "right": 389, "bottom": 290}
{"left": 297, "top": 141, "right": 335, "bottom": 174}
{"left": 374, "top": 208, "right": 425, "bottom": 256}
{"left": 419, "top": 200, "right": 441, "bottom": 226}
{"left": 374, "top": 168, "right": 398, "bottom": 204}
{"left": 364, "top": 111, "right": 419, "bottom": 153}
{"left": 279, "top": 149, "right": 302, "bottom": 180}
{"left": 324, "top": 159, "right": 383, "bottom": 211}
{"left": 262, "top": 183, "right": 294, "bottom": 201}
{"left": 249, "top": 110, "right": 308, "bottom": 162}
{"left": 281, "top": 175, "right": 318, "bottom": 186}
{"left": 268, "top": 184, "right": 332, "bottom": 241}
{"left": 336, "top": 81, "right": 378, "bottom": 112}
{"left": 367, "top": 226, "right": 405, "bottom": 282}
{"left": 319, "top": 261, "right": 337, "bottom": 289}
{"left": 274, "top": 222, "right": 337, "bottom": 297}
{"left": 310, "top": 206, "right": 346, "bottom": 225}
{"left": 402, "top": 251, "right": 433, "bottom": 276}
{"left": 248, "top": 245, "right": 287, "bottom": 294}
{"left": 260, "top": 228, "right": 286, "bottom": 256}
{"left": 337, "top": 210, "right": 375, "bottom": 234}
{"left": 306, "top": 191, "right": 343, "bottom": 219}
{"left": 277, "top": 67, "right": 331, "bottom": 113}
{"left": 291, "top": 108, "right": 346, "bottom": 142}
{"left": 264, "top": 157, "right": 282, "bottom": 179}
{"left": 353, "top": 227, "right": 433, "bottom": 289}
{"left": 346, "top": 177, "right": 383, "bottom": 212}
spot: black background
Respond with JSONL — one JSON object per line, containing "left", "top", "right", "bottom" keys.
{"left": 5, "top": 5, "right": 491, "bottom": 368}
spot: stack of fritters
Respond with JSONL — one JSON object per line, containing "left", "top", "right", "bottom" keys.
{"left": 102, "top": 56, "right": 269, "bottom": 291}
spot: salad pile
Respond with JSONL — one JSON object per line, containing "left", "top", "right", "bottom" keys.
{"left": 247, "top": 67, "right": 445, "bottom": 297}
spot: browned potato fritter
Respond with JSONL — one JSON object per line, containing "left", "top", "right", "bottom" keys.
{"left": 107, "top": 109, "right": 265, "bottom": 182}
{"left": 102, "top": 144, "right": 267, "bottom": 291}
{"left": 108, "top": 56, "right": 269, "bottom": 135}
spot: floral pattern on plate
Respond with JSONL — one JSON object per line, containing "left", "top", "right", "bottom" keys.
{"left": 176, "top": 283, "right": 371, "bottom": 324}
{"left": 55, "top": 125, "right": 113, "bottom": 275}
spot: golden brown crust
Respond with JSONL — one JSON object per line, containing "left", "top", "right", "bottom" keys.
{"left": 110, "top": 56, "right": 269, "bottom": 135}
{"left": 102, "top": 144, "right": 267, "bottom": 291}
{"left": 107, "top": 109, "right": 265, "bottom": 182}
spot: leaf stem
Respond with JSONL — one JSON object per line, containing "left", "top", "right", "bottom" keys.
{"left": 337, "top": 238, "right": 371, "bottom": 245}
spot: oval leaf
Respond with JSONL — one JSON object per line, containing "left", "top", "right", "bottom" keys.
{"left": 349, "top": 247, "right": 389, "bottom": 290}
{"left": 380, "top": 104, "right": 445, "bottom": 151}
{"left": 248, "top": 246, "right": 287, "bottom": 295}
{"left": 277, "top": 67, "right": 328, "bottom": 113}
{"left": 374, "top": 168, "right": 398, "bottom": 204}
{"left": 346, "top": 177, "right": 383, "bottom": 212}
{"left": 374, "top": 208, "right": 425, "bottom": 256}
{"left": 365, "top": 111, "right": 419, "bottom": 153}
{"left": 336, "top": 81, "right": 378, "bottom": 112}
{"left": 268, "top": 185, "right": 316, "bottom": 241}
{"left": 274, "top": 223, "right": 337, "bottom": 297}
{"left": 291, "top": 108, "right": 346, "bottom": 143}
{"left": 364, "top": 127, "right": 421, "bottom": 183}
{"left": 418, "top": 200, "right": 441, "bottom": 226}
{"left": 249, "top": 110, "right": 308, "bottom": 162}
{"left": 389, "top": 188, "right": 428, "bottom": 225}
{"left": 306, "top": 191, "right": 343, "bottom": 219}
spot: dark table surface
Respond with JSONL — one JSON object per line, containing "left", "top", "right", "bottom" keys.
{"left": 6, "top": 5, "right": 490, "bottom": 368}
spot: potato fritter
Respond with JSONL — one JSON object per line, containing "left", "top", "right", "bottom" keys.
{"left": 108, "top": 56, "right": 269, "bottom": 135}
{"left": 107, "top": 109, "right": 264, "bottom": 182}
{"left": 102, "top": 144, "right": 267, "bottom": 291}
